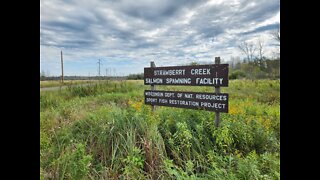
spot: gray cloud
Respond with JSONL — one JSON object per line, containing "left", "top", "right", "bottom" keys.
{"left": 116, "top": 0, "right": 206, "bottom": 22}
{"left": 240, "top": 23, "right": 280, "bottom": 36}
{"left": 40, "top": 0, "right": 280, "bottom": 76}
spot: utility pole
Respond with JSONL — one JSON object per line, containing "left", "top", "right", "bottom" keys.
{"left": 97, "top": 59, "right": 101, "bottom": 77}
{"left": 61, "top": 50, "right": 64, "bottom": 83}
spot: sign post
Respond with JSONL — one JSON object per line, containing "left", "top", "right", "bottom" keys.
{"left": 214, "top": 57, "right": 221, "bottom": 127}
{"left": 150, "top": 61, "right": 156, "bottom": 112}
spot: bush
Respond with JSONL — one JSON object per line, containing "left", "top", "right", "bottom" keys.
{"left": 229, "top": 70, "right": 246, "bottom": 79}
{"left": 236, "top": 151, "right": 261, "bottom": 179}
{"left": 51, "top": 143, "right": 92, "bottom": 179}
{"left": 127, "top": 73, "right": 144, "bottom": 80}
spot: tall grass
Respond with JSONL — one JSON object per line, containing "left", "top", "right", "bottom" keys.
{"left": 40, "top": 80, "right": 99, "bottom": 88}
{"left": 40, "top": 80, "right": 280, "bottom": 179}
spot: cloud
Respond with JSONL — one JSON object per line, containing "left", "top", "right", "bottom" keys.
{"left": 40, "top": 0, "right": 280, "bottom": 76}
{"left": 240, "top": 23, "right": 280, "bottom": 36}
{"left": 115, "top": 0, "right": 206, "bottom": 22}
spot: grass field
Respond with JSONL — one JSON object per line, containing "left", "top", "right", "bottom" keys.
{"left": 40, "top": 80, "right": 103, "bottom": 88}
{"left": 40, "top": 79, "right": 280, "bottom": 179}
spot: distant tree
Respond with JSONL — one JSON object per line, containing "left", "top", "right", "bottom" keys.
{"left": 190, "top": 61, "right": 198, "bottom": 65}
{"left": 257, "top": 38, "right": 265, "bottom": 60}
{"left": 229, "top": 70, "right": 246, "bottom": 79}
{"left": 127, "top": 73, "right": 144, "bottom": 80}
{"left": 225, "top": 56, "right": 280, "bottom": 79}
{"left": 271, "top": 28, "right": 280, "bottom": 59}
{"left": 243, "top": 59, "right": 247, "bottom": 63}
{"left": 229, "top": 56, "right": 241, "bottom": 69}
{"left": 229, "top": 56, "right": 235, "bottom": 69}
{"left": 238, "top": 41, "right": 256, "bottom": 62}
{"left": 40, "top": 70, "right": 46, "bottom": 81}
{"left": 235, "top": 60, "right": 241, "bottom": 69}
{"left": 46, "top": 70, "right": 50, "bottom": 77}
{"left": 266, "top": 59, "right": 280, "bottom": 78}
{"left": 256, "top": 38, "right": 266, "bottom": 69}
{"left": 271, "top": 28, "right": 280, "bottom": 45}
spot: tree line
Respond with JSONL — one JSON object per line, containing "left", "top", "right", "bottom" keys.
{"left": 126, "top": 57, "right": 280, "bottom": 80}
{"left": 229, "top": 28, "right": 280, "bottom": 79}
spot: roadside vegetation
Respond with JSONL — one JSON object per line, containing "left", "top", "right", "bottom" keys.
{"left": 40, "top": 79, "right": 279, "bottom": 179}
{"left": 40, "top": 80, "right": 104, "bottom": 88}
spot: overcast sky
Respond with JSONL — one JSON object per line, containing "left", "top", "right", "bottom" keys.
{"left": 40, "top": 0, "right": 280, "bottom": 76}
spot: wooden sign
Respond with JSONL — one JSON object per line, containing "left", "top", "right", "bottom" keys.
{"left": 145, "top": 90, "right": 228, "bottom": 112}
{"left": 144, "top": 64, "right": 229, "bottom": 87}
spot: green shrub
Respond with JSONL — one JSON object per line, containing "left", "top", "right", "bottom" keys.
{"left": 122, "top": 146, "right": 146, "bottom": 179}
{"left": 52, "top": 143, "right": 92, "bottom": 179}
{"left": 236, "top": 151, "right": 261, "bottom": 179}
{"left": 229, "top": 70, "right": 246, "bottom": 79}
{"left": 213, "top": 124, "right": 234, "bottom": 154}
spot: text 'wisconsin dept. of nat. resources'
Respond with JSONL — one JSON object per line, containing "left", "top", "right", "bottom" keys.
{"left": 144, "top": 90, "right": 228, "bottom": 112}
